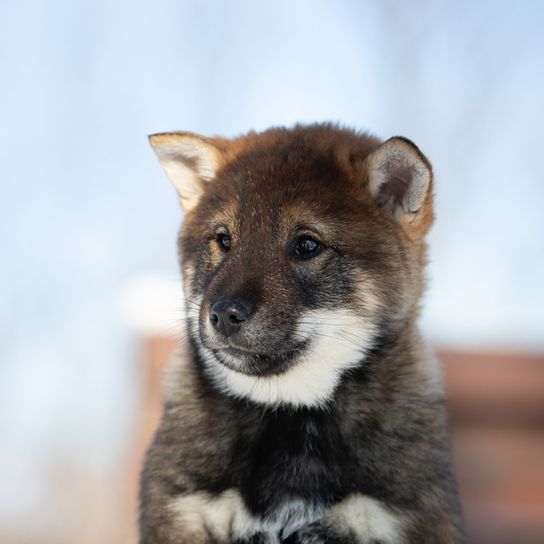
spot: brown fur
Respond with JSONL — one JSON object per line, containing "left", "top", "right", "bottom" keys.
{"left": 141, "top": 124, "right": 464, "bottom": 543}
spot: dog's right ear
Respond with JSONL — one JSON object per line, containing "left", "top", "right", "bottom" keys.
{"left": 149, "top": 132, "right": 225, "bottom": 211}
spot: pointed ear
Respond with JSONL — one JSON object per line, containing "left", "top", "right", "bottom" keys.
{"left": 149, "top": 132, "right": 225, "bottom": 211}
{"left": 366, "top": 137, "right": 433, "bottom": 225}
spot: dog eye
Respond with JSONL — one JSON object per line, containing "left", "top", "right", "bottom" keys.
{"left": 294, "top": 236, "right": 322, "bottom": 259}
{"left": 217, "top": 233, "right": 231, "bottom": 251}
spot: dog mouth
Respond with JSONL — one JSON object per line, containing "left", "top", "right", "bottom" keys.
{"left": 210, "top": 340, "right": 309, "bottom": 376}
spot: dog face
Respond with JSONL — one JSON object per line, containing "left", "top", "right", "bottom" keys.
{"left": 150, "top": 125, "right": 433, "bottom": 407}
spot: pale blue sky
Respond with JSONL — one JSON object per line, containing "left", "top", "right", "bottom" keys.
{"left": 1, "top": 0, "right": 543, "bottom": 534}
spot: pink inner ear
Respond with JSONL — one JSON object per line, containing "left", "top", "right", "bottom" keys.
{"left": 376, "top": 163, "right": 416, "bottom": 212}
{"left": 367, "top": 136, "right": 431, "bottom": 220}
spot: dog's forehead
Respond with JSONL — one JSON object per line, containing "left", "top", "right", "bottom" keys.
{"left": 237, "top": 142, "right": 348, "bottom": 187}
{"left": 215, "top": 145, "right": 361, "bottom": 225}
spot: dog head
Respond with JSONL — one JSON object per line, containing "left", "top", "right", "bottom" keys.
{"left": 150, "top": 125, "right": 433, "bottom": 408}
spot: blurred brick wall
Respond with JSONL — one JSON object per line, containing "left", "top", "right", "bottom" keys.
{"left": 442, "top": 350, "right": 544, "bottom": 544}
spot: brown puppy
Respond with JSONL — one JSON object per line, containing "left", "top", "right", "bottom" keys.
{"left": 140, "top": 124, "right": 465, "bottom": 543}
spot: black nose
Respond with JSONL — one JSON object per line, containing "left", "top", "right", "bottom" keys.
{"left": 210, "top": 300, "right": 250, "bottom": 337}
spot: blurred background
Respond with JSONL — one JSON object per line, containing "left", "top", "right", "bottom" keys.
{"left": 1, "top": 1, "right": 543, "bottom": 543}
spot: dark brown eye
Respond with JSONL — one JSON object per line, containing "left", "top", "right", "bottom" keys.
{"left": 217, "top": 233, "right": 231, "bottom": 251}
{"left": 294, "top": 236, "right": 322, "bottom": 260}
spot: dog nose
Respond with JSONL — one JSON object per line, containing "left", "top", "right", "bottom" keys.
{"left": 210, "top": 300, "right": 250, "bottom": 337}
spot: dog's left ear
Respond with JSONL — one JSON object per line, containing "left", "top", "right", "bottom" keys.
{"left": 366, "top": 137, "right": 433, "bottom": 228}
{"left": 149, "top": 132, "right": 226, "bottom": 212}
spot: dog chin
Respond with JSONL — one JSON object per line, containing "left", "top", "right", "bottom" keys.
{"left": 210, "top": 342, "right": 309, "bottom": 377}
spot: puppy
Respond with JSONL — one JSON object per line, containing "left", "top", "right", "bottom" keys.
{"left": 140, "top": 124, "right": 465, "bottom": 543}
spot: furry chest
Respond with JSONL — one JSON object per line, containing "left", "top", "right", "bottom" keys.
{"left": 237, "top": 410, "right": 350, "bottom": 522}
